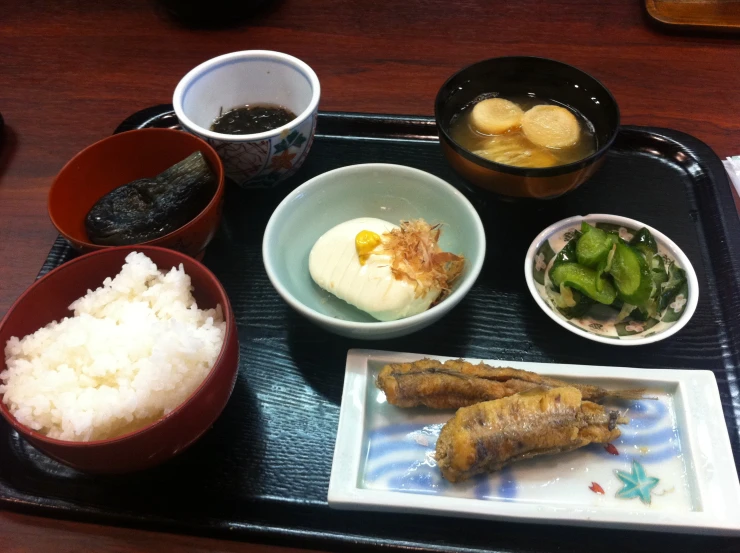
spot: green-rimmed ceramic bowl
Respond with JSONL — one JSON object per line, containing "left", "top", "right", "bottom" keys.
{"left": 262, "top": 163, "right": 486, "bottom": 340}
{"left": 525, "top": 214, "right": 699, "bottom": 345}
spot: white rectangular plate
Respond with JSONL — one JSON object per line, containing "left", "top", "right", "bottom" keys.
{"left": 328, "top": 349, "right": 740, "bottom": 535}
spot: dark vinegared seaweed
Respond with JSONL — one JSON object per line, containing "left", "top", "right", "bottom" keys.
{"left": 211, "top": 104, "right": 296, "bottom": 135}
{"left": 85, "top": 151, "right": 217, "bottom": 246}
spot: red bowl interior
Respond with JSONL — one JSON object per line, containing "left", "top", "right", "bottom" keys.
{"left": 0, "top": 246, "right": 238, "bottom": 473}
{"left": 48, "top": 128, "right": 224, "bottom": 251}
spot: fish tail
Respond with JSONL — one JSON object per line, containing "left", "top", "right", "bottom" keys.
{"left": 607, "top": 410, "right": 630, "bottom": 430}
{"left": 604, "top": 388, "right": 651, "bottom": 400}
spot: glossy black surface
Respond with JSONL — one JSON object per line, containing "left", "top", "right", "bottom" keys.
{"left": 211, "top": 105, "right": 297, "bottom": 135}
{"left": 85, "top": 151, "right": 218, "bottom": 246}
{"left": 155, "top": 0, "right": 272, "bottom": 28}
{"left": 435, "top": 56, "right": 620, "bottom": 177}
{"left": 2, "top": 108, "right": 740, "bottom": 553}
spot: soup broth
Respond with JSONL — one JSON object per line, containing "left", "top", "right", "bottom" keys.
{"left": 450, "top": 95, "right": 596, "bottom": 169}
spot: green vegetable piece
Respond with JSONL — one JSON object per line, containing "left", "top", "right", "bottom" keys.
{"left": 630, "top": 228, "right": 653, "bottom": 272}
{"left": 602, "top": 229, "right": 630, "bottom": 246}
{"left": 595, "top": 260, "right": 606, "bottom": 292}
{"left": 594, "top": 243, "right": 617, "bottom": 292}
{"left": 661, "top": 282, "right": 689, "bottom": 323}
{"left": 658, "top": 262, "right": 687, "bottom": 311}
{"left": 550, "top": 263, "right": 617, "bottom": 305}
{"left": 546, "top": 283, "right": 594, "bottom": 319}
{"left": 616, "top": 302, "right": 637, "bottom": 323}
{"left": 608, "top": 243, "right": 652, "bottom": 305}
{"left": 651, "top": 255, "right": 669, "bottom": 288}
{"left": 630, "top": 308, "right": 649, "bottom": 322}
{"left": 642, "top": 296, "right": 660, "bottom": 320}
{"left": 630, "top": 227, "right": 658, "bottom": 255}
{"left": 647, "top": 255, "right": 668, "bottom": 315}
{"left": 549, "top": 232, "right": 581, "bottom": 288}
{"left": 576, "top": 223, "right": 615, "bottom": 268}
{"left": 559, "top": 289, "right": 593, "bottom": 319}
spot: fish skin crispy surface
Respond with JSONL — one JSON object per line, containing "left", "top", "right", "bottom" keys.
{"left": 376, "top": 358, "right": 611, "bottom": 409}
{"left": 435, "top": 386, "right": 624, "bottom": 482}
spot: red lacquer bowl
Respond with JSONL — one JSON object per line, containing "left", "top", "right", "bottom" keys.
{"left": 0, "top": 246, "right": 238, "bottom": 473}
{"left": 48, "top": 128, "right": 225, "bottom": 259}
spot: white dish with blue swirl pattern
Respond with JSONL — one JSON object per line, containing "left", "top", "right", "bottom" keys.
{"left": 328, "top": 350, "right": 740, "bottom": 535}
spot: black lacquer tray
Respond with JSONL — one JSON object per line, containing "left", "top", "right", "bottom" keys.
{"left": 2, "top": 107, "right": 740, "bottom": 553}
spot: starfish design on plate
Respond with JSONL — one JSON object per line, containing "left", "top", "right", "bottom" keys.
{"left": 614, "top": 460, "right": 659, "bottom": 505}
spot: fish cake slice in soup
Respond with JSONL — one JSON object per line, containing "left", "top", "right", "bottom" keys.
{"left": 473, "top": 135, "right": 558, "bottom": 168}
{"left": 469, "top": 98, "right": 524, "bottom": 135}
{"left": 521, "top": 104, "right": 581, "bottom": 149}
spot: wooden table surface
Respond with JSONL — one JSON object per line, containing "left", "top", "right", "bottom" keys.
{"left": 1, "top": 0, "right": 739, "bottom": 551}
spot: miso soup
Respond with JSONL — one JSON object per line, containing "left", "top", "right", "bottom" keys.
{"left": 449, "top": 95, "right": 596, "bottom": 169}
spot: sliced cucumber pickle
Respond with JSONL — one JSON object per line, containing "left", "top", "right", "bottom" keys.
{"left": 549, "top": 232, "right": 581, "bottom": 288}
{"left": 576, "top": 222, "right": 615, "bottom": 268}
{"left": 608, "top": 243, "right": 652, "bottom": 305}
{"left": 629, "top": 227, "right": 658, "bottom": 255}
{"left": 550, "top": 263, "right": 617, "bottom": 305}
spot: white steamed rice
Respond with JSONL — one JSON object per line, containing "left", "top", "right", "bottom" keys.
{"left": 0, "top": 252, "right": 226, "bottom": 442}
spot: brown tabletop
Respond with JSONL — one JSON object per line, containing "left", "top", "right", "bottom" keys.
{"left": 1, "top": 0, "right": 740, "bottom": 551}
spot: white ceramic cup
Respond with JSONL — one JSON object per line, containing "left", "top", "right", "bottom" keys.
{"left": 173, "top": 50, "right": 320, "bottom": 188}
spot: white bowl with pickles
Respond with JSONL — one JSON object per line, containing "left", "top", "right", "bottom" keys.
{"left": 525, "top": 214, "right": 699, "bottom": 345}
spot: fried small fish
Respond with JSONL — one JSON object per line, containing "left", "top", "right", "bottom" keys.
{"left": 376, "top": 358, "right": 644, "bottom": 409}
{"left": 435, "top": 386, "right": 626, "bottom": 482}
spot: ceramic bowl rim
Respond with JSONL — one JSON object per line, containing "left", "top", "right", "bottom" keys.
{"left": 434, "top": 55, "right": 621, "bottom": 178}
{"left": 0, "top": 245, "right": 236, "bottom": 447}
{"left": 262, "top": 163, "right": 486, "bottom": 332}
{"left": 524, "top": 214, "right": 699, "bottom": 346}
{"left": 48, "top": 128, "right": 225, "bottom": 250}
{"left": 173, "top": 50, "right": 321, "bottom": 142}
